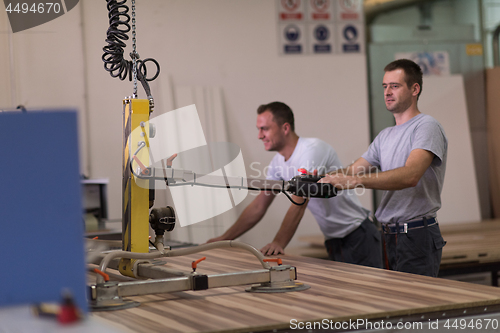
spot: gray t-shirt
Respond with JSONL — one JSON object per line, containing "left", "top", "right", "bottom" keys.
{"left": 267, "top": 137, "right": 370, "bottom": 238}
{"left": 361, "top": 113, "right": 447, "bottom": 224}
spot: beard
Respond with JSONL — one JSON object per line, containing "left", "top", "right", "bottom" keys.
{"left": 386, "top": 97, "right": 412, "bottom": 114}
{"left": 264, "top": 139, "right": 285, "bottom": 152}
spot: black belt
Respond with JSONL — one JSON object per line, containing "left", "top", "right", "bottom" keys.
{"left": 382, "top": 217, "right": 437, "bottom": 234}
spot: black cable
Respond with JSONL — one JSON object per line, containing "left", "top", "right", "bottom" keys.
{"left": 168, "top": 181, "right": 305, "bottom": 205}
{"left": 129, "top": 159, "right": 306, "bottom": 206}
{"left": 282, "top": 190, "right": 307, "bottom": 206}
{"left": 167, "top": 181, "right": 280, "bottom": 193}
{"left": 102, "top": 0, "right": 160, "bottom": 83}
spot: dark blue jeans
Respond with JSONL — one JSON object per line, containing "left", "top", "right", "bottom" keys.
{"left": 324, "top": 218, "right": 383, "bottom": 268}
{"left": 384, "top": 223, "right": 446, "bottom": 277}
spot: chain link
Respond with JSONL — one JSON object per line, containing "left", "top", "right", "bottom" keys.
{"left": 131, "top": 0, "right": 137, "bottom": 98}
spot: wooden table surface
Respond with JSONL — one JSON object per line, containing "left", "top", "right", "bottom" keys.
{"left": 91, "top": 247, "right": 500, "bottom": 333}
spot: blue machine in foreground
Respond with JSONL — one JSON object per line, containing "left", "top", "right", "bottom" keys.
{"left": 0, "top": 110, "right": 88, "bottom": 314}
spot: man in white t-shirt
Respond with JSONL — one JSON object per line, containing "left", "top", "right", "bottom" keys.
{"left": 207, "top": 102, "right": 382, "bottom": 268}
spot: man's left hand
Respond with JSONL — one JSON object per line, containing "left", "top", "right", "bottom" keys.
{"left": 260, "top": 242, "right": 285, "bottom": 256}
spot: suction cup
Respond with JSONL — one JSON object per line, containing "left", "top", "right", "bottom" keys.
{"left": 89, "top": 299, "right": 140, "bottom": 312}
{"left": 245, "top": 281, "right": 310, "bottom": 293}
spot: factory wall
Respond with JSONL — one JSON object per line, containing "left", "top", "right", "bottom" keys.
{"left": 0, "top": 5, "right": 89, "bottom": 178}
{"left": 0, "top": 0, "right": 372, "bottom": 249}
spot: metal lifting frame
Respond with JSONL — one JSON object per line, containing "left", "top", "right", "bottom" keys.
{"left": 87, "top": 98, "right": 308, "bottom": 310}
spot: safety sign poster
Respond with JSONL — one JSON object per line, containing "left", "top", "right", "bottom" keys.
{"left": 277, "top": 0, "right": 364, "bottom": 55}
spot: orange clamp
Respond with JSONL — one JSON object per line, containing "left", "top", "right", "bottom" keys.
{"left": 132, "top": 155, "right": 150, "bottom": 175}
{"left": 264, "top": 258, "right": 283, "bottom": 266}
{"left": 192, "top": 257, "right": 206, "bottom": 271}
{"left": 93, "top": 268, "right": 110, "bottom": 282}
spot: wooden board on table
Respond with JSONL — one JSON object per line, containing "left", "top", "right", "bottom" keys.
{"left": 91, "top": 248, "right": 500, "bottom": 333}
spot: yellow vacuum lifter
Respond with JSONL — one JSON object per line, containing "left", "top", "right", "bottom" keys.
{"left": 120, "top": 98, "right": 151, "bottom": 278}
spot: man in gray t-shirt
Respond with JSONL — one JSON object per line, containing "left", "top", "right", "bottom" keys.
{"left": 319, "top": 59, "right": 447, "bottom": 277}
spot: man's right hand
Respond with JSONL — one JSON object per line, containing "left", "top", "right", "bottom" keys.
{"left": 206, "top": 236, "right": 228, "bottom": 244}
{"left": 260, "top": 242, "right": 285, "bottom": 256}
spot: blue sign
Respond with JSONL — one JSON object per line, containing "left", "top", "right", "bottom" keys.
{"left": 314, "top": 45, "right": 331, "bottom": 53}
{"left": 342, "top": 25, "right": 360, "bottom": 53}
{"left": 343, "top": 44, "right": 360, "bottom": 52}
{"left": 343, "top": 25, "right": 358, "bottom": 42}
{"left": 284, "top": 25, "right": 300, "bottom": 42}
{"left": 314, "top": 25, "right": 329, "bottom": 42}
{"left": 285, "top": 45, "right": 302, "bottom": 53}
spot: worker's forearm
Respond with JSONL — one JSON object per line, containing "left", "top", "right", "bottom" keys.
{"left": 326, "top": 167, "right": 349, "bottom": 176}
{"left": 325, "top": 149, "right": 434, "bottom": 191}
{"left": 356, "top": 166, "right": 419, "bottom": 190}
{"left": 328, "top": 165, "right": 377, "bottom": 177}
{"left": 271, "top": 203, "right": 307, "bottom": 249}
{"left": 325, "top": 166, "right": 419, "bottom": 191}
{"left": 327, "top": 157, "right": 378, "bottom": 177}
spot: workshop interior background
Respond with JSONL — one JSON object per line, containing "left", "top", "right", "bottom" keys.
{"left": 1, "top": 0, "right": 500, "bottom": 250}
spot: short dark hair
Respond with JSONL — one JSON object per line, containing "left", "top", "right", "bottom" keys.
{"left": 257, "top": 102, "right": 295, "bottom": 132}
{"left": 384, "top": 59, "right": 423, "bottom": 99}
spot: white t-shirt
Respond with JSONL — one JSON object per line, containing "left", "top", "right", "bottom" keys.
{"left": 266, "top": 137, "right": 369, "bottom": 239}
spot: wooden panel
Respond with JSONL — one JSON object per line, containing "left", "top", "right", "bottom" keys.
{"left": 439, "top": 219, "right": 500, "bottom": 234}
{"left": 486, "top": 68, "right": 500, "bottom": 218}
{"left": 418, "top": 75, "right": 481, "bottom": 224}
{"left": 440, "top": 220, "right": 500, "bottom": 265}
{"left": 91, "top": 247, "right": 500, "bottom": 333}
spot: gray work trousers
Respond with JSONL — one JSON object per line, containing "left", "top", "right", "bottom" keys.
{"left": 324, "top": 218, "right": 383, "bottom": 269}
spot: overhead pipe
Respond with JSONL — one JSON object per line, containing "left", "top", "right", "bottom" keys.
{"left": 364, "top": 0, "right": 436, "bottom": 26}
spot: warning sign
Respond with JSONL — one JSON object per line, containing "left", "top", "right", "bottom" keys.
{"left": 278, "top": 0, "right": 305, "bottom": 21}
{"left": 308, "top": 23, "right": 335, "bottom": 53}
{"left": 336, "top": 0, "right": 363, "bottom": 21}
{"left": 275, "top": 0, "right": 364, "bottom": 55}
{"left": 337, "top": 23, "right": 364, "bottom": 53}
{"left": 280, "top": 23, "right": 305, "bottom": 54}
{"left": 308, "top": 0, "right": 334, "bottom": 21}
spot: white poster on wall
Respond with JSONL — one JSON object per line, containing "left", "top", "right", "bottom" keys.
{"left": 278, "top": 0, "right": 364, "bottom": 55}
{"left": 395, "top": 51, "right": 451, "bottom": 76}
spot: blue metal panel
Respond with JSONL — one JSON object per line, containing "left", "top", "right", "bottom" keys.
{"left": 0, "top": 110, "right": 87, "bottom": 314}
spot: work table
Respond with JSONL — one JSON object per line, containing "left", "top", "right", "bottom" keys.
{"left": 91, "top": 247, "right": 500, "bottom": 333}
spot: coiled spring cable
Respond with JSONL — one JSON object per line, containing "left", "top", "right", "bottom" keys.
{"left": 102, "top": 0, "right": 160, "bottom": 103}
